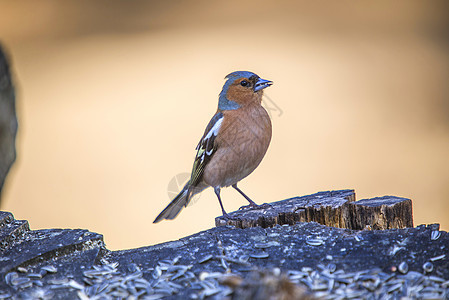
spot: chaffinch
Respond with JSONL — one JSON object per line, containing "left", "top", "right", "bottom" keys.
{"left": 154, "top": 71, "right": 273, "bottom": 223}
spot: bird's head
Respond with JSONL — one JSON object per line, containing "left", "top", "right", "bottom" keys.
{"left": 218, "top": 71, "right": 272, "bottom": 111}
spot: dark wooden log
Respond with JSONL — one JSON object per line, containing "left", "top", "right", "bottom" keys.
{"left": 0, "top": 211, "right": 30, "bottom": 253}
{"left": 215, "top": 190, "right": 413, "bottom": 230}
{"left": 1, "top": 190, "right": 443, "bottom": 299}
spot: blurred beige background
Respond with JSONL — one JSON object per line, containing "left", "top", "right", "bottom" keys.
{"left": 0, "top": 0, "right": 448, "bottom": 250}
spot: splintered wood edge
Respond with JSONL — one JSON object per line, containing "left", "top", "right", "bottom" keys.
{"left": 349, "top": 197, "right": 413, "bottom": 230}
{"left": 215, "top": 191, "right": 413, "bottom": 230}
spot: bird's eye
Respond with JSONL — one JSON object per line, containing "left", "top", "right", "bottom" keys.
{"left": 240, "top": 80, "right": 249, "bottom": 87}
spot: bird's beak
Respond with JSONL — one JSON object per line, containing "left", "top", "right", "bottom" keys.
{"left": 254, "top": 78, "right": 273, "bottom": 92}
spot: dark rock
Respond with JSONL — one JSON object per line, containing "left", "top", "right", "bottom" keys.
{"left": 0, "top": 45, "right": 18, "bottom": 204}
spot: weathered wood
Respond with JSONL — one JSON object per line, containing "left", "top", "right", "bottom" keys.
{"left": 0, "top": 190, "right": 442, "bottom": 299}
{"left": 0, "top": 211, "right": 30, "bottom": 252}
{"left": 0, "top": 211, "right": 105, "bottom": 299}
{"left": 348, "top": 196, "right": 414, "bottom": 230}
{"left": 215, "top": 190, "right": 355, "bottom": 228}
{"left": 215, "top": 190, "right": 413, "bottom": 230}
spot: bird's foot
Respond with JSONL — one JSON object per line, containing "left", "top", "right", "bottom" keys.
{"left": 239, "top": 202, "right": 272, "bottom": 211}
{"left": 258, "top": 203, "right": 273, "bottom": 209}
{"left": 221, "top": 212, "right": 232, "bottom": 219}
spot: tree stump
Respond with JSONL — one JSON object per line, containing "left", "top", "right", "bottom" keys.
{"left": 215, "top": 190, "right": 413, "bottom": 230}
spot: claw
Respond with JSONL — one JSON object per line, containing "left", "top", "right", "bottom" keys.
{"left": 222, "top": 212, "right": 231, "bottom": 219}
{"left": 239, "top": 203, "right": 271, "bottom": 211}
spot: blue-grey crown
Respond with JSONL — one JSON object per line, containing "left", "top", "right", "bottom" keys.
{"left": 218, "top": 71, "right": 258, "bottom": 111}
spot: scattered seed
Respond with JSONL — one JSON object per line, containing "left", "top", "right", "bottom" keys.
{"left": 41, "top": 265, "right": 58, "bottom": 273}
{"left": 306, "top": 238, "right": 324, "bottom": 246}
{"left": 354, "top": 235, "right": 362, "bottom": 242}
{"left": 387, "top": 283, "right": 402, "bottom": 293}
{"left": 5, "top": 272, "right": 18, "bottom": 285}
{"left": 430, "top": 231, "right": 441, "bottom": 241}
{"left": 17, "top": 280, "right": 33, "bottom": 289}
{"left": 198, "top": 254, "right": 213, "bottom": 264}
{"left": 27, "top": 273, "right": 43, "bottom": 279}
{"left": 32, "top": 280, "right": 44, "bottom": 287}
{"left": 239, "top": 255, "right": 249, "bottom": 263}
{"left": 398, "top": 262, "right": 408, "bottom": 274}
{"left": 254, "top": 241, "right": 279, "bottom": 249}
{"left": 442, "top": 280, "right": 449, "bottom": 288}
{"left": 48, "top": 278, "right": 69, "bottom": 285}
{"left": 144, "top": 294, "right": 166, "bottom": 300}
{"left": 301, "top": 267, "right": 313, "bottom": 273}
{"left": 327, "top": 263, "right": 337, "bottom": 273}
{"left": 4, "top": 240, "right": 449, "bottom": 300}
{"left": 423, "top": 262, "right": 434, "bottom": 273}
{"left": 249, "top": 252, "right": 269, "bottom": 259}
{"left": 429, "top": 254, "right": 445, "bottom": 262}
{"left": 152, "top": 266, "right": 162, "bottom": 279}
{"left": 220, "top": 257, "right": 228, "bottom": 270}
{"left": 428, "top": 276, "right": 445, "bottom": 283}
{"left": 11, "top": 277, "right": 31, "bottom": 286}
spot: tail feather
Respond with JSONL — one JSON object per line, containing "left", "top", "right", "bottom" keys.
{"left": 154, "top": 182, "right": 208, "bottom": 223}
{"left": 153, "top": 185, "right": 189, "bottom": 223}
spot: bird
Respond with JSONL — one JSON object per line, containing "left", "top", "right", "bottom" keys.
{"left": 153, "top": 71, "right": 273, "bottom": 223}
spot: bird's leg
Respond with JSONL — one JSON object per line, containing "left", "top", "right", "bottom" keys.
{"left": 214, "top": 187, "right": 230, "bottom": 218}
{"left": 233, "top": 183, "right": 272, "bottom": 210}
{"left": 232, "top": 183, "right": 258, "bottom": 207}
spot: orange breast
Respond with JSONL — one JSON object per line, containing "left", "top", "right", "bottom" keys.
{"left": 202, "top": 104, "right": 272, "bottom": 187}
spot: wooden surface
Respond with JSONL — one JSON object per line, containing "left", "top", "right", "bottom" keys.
{"left": 2, "top": 190, "right": 444, "bottom": 300}
{"left": 215, "top": 190, "right": 413, "bottom": 230}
